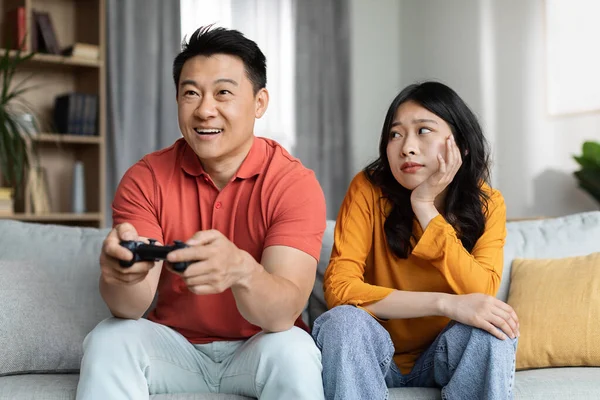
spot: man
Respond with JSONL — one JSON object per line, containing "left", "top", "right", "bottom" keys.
{"left": 76, "top": 26, "right": 326, "bottom": 400}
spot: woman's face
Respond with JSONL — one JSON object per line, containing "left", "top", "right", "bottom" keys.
{"left": 386, "top": 100, "right": 455, "bottom": 190}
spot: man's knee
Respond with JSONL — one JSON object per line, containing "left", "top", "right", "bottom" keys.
{"left": 257, "top": 327, "right": 322, "bottom": 374}
{"left": 83, "top": 317, "right": 142, "bottom": 353}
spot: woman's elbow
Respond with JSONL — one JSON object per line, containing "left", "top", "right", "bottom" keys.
{"left": 482, "top": 272, "right": 501, "bottom": 296}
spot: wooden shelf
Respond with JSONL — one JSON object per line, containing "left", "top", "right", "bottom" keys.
{"left": 2, "top": 49, "right": 102, "bottom": 68}
{"left": 32, "top": 133, "right": 102, "bottom": 144}
{"left": 0, "top": 0, "right": 107, "bottom": 228}
{"left": 0, "top": 212, "right": 103, "bottom": 222}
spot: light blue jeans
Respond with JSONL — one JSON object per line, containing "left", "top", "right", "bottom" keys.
{"left": 76, "top": 317, "right": 324, "bottom": 400}
{"left": 312, "top": 305, "right": 518, "bottom": 400}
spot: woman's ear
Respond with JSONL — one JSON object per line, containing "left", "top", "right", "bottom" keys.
{"left": 464, "top": 149, "right": 469, "bottom": 156}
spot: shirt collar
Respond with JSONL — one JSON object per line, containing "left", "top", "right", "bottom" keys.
{"left": 180, "top": 137, "right": 266, "bottom": 180}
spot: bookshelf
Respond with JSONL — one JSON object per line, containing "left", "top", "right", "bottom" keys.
{"left": 0, "top": 0, "right": 106, "bottom": 228}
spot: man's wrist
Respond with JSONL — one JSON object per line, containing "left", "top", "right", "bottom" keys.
{"left": 233, "top": 250, "right": 261, "bottom": 290}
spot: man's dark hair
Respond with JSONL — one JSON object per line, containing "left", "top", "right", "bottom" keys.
{"left": 173, "top": 25, "right": 267, "bottom": 95}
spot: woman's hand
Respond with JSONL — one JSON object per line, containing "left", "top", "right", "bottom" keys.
{"left": 410, "top": 134, "right": 462, "bottom": 206}
{"left": 441, "top": 293, "right": 520, "bottom": 340}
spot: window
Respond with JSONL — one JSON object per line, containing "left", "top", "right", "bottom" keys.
{"left": 545, "top": 0, "right": 600, "bottom": 115}
{"left": 180, "top": 0, "right": 296, "bottom": 152}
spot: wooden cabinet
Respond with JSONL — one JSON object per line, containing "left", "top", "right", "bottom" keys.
{"left": 0, "top": 0, "right": 106, "bottom": 228}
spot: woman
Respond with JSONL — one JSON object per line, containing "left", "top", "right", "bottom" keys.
{"left": 313, "top": 82, "right": 519, "bottom": 400}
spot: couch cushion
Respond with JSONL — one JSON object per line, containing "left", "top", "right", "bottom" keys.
{"left": 152, "top": 394, "right": 252, "bottom": 399}
{"left": 0, "top": 221, "right": 111, "bottom": 376}
{"left": 308, "top": 220, "right": 336, "bottom": 326}
{"left": 513, "top": 367, "right": 600, "bottom": 399}
{"left": 498, "top": 211, "right": 600, "bottom": 302}
{"left": 508, "top": 252, "right": 600, "bottom": 370}
{"left": 388, "top": 387, "right": 441, "bottom": 399}
{"left": 3, "top": 369, "right": 599, "bottom": 399}
{"left": 0, "top": 374, "right": 79, "bottom": 400}
{"left": 386, "top": 368, "right": 600, "bottom": 399}
{"left": 0, "top": 374, "right": 252, "bottom": 400}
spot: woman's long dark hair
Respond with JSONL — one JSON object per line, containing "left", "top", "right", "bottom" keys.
{"left": 366, "top": 82, "right": 491, "bottom": 258}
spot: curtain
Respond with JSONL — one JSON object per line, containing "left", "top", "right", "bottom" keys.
{"left": 294, "top": 0, "right": 351, "bottom": 220}
{"left": 105, "top": 0, "right": 182, "bottom": 227}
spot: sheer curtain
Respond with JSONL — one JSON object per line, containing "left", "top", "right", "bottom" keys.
{"left": 180, "top": 0, "right": 296, "bottom": 152}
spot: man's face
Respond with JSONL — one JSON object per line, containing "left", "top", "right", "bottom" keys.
{"left": 386, "top": 100, "right": 454, "bottom": 190}
{"left": 177, "top": 54, "right": 268, "bottom": 164}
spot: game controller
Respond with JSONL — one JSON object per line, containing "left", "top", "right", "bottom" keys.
{"left": 119, "top": 239, "right": 192, "bottom": 272}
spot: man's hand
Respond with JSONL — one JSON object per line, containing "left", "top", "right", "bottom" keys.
{"left": 440, "top": 293, "right": 520, "bottom": 340}
{"left": 411, "top": 134, "right": 462, "bottom": 206}
{"left": 100, "top": 223, "right": 156, "bottom": 286}
{"left": 166, "top": 229, "right": 253, "bottom": 295}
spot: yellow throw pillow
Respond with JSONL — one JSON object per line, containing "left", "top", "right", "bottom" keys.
{"left": 507, "top": 252, "right": 600, "bottom": 370}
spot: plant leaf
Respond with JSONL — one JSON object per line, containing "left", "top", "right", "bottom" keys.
{"left": 582, "top": 141, "right": 600, "bottom": 166}
{"left": 574, "top": 169, "right": 600, "bottom": 204}
{"left": 573, "top": 155, "right": 597, "bottom": 169}
{"left": 0, "top": 39, "right": 39, "bottom": 190}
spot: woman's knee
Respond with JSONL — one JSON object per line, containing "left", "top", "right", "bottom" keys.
{"left": 313, "top": 305, "right": 377, "bottom": 336}
{"left": 447, "top": 322, "right": 518, "bottom": 358}
{"left": 312, "top": 305, "right": 392, "bottom": 353}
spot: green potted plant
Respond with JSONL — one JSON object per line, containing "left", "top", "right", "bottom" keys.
{"left": 0, "top": 42, "right": 38, "bottom": 212}
{"left": 573, "top": 141, "right": 600, "bottom": 204}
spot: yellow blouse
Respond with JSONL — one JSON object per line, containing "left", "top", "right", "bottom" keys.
{"left": 324, "top": 171, "right": 507, "bottom": 373}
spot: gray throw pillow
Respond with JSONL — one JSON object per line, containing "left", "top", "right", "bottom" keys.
{"left": 0, "top": 221, "right": 111, "bottom": 376}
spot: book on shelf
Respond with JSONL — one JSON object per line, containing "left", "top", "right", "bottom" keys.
{"left": 3, "top": 6, "right": 26, "bottom": 50}
{"left": 0, "top": 198, "right": 13, "bottom": 214}
{"left": 32, "top": 10, "right": 60, "bottom": 54}
{"left": 53, "top": 93, "right": 99, "bottom": 136}
{"left": 0, "top": 187, "right": 13, "bottom": 200}
{"left": 0, "top": 187, "right": 14, "bottom": 214}
{"left": 61, "top": 43, "right": 100, "bottom": 60}
{"left": 28, "top": 166, "right": 50, "bottom": 215}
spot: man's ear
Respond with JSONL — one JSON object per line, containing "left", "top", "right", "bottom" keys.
{"left": 255, "top": 88, "right": 269, "bottom": 118}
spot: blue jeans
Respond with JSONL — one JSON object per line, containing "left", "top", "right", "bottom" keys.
{"left": 76, "top": 318, "right": 324, "bottom": 400}
{"left": 312, "top": 305, "right": 518, "bottom": 400}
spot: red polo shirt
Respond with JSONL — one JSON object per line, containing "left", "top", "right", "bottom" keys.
{"left": 112, "top": 137, "right": 326, "bottom": 343}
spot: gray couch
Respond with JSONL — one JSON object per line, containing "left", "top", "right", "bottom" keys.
{"left": 2, "top": 211, "right": 600, "bottom": 399}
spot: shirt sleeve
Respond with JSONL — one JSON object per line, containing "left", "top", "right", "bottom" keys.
{"left": 263, "top": 169, "right": 326, "bottom": 262}
{"left": 411, "top": 189, "right": 507, "bottom": 295}
{"left": 112, "top": 159, "right": 164, "bottom": 244}
{"left": 324, "top": 173, "right": 395, "bottom": 309}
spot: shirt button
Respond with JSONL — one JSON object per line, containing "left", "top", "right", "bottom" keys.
{"left": 215, "top": 201, "right": 222, "bottom": 209}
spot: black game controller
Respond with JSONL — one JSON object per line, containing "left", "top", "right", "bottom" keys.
{"left": 119, "top": 239, "right": 192, "bottom": 272}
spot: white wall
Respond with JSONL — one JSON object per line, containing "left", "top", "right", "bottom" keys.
{"left": 348, "top": 0, "right": 402, "bottom": 175}
{"left": 397, "top": 0, "right": 600, "bottom": 218}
